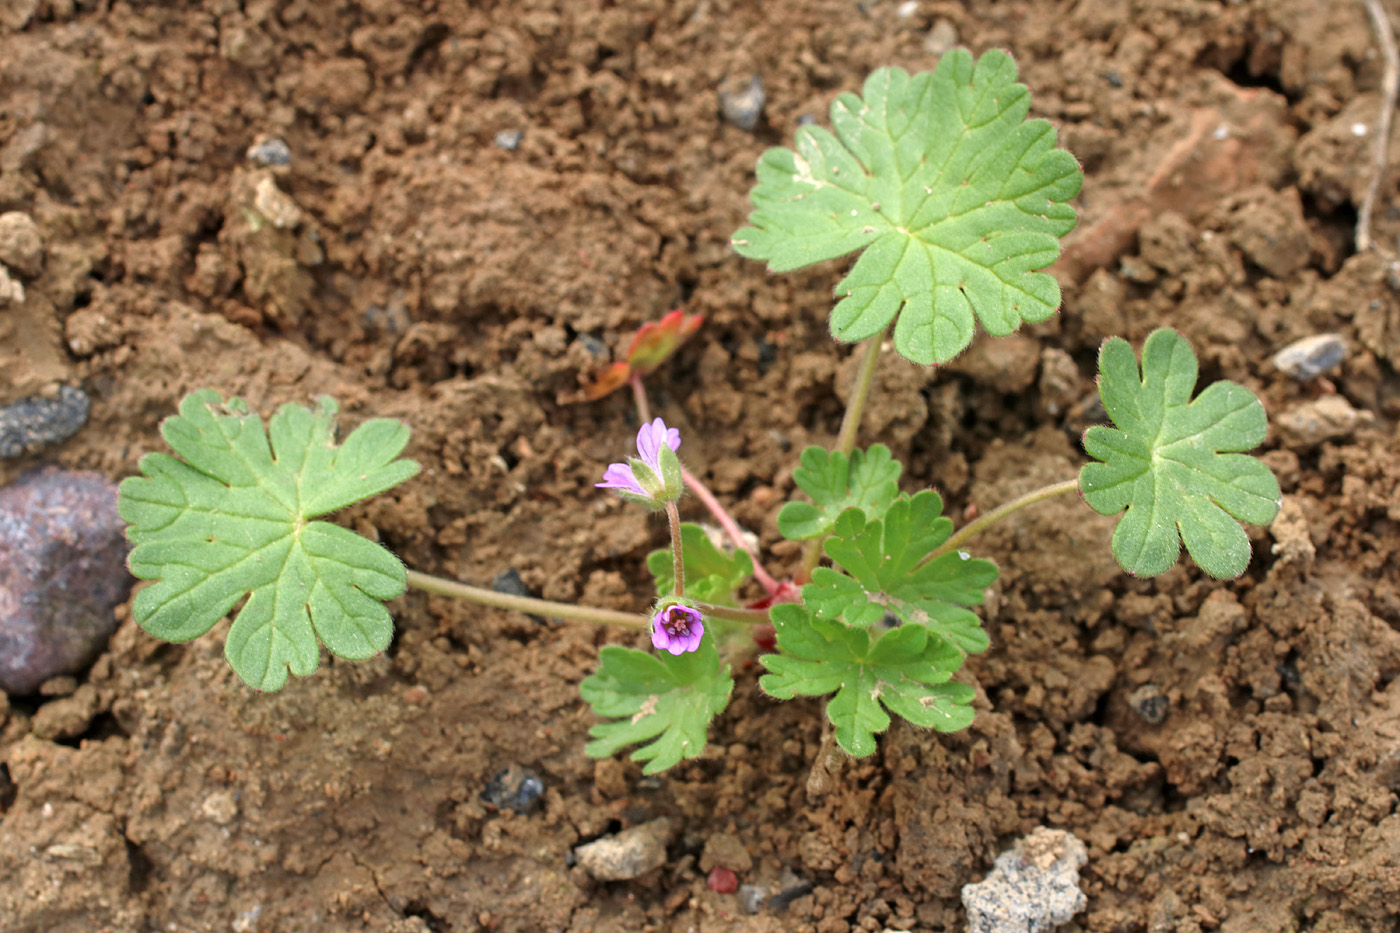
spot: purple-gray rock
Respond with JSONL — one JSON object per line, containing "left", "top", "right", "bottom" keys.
{"left": 0, "top": 469, "right": 129, "bottom": 695}
{"left": 0, "top": 385, "right": 90, "bottom": 458}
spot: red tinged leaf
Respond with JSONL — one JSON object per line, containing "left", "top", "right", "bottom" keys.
{"left": 565, "top": 310, "right": 704, "bottom": 404}
{"left": 626, "top": 310, "right": 704, "bottom": 375}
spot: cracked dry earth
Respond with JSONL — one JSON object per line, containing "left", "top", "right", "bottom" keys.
{"left": 2, "top": 0, "right": 1400, "bottom": 931}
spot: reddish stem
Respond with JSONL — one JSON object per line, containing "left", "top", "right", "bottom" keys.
{"left": 629, "top": 373, "right": 784, "bottom": 598}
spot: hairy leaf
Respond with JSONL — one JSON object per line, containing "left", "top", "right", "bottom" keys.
{"left": 647, "top": 522, "right": 753, "bottom": 605}
{"left": 733, "top": 51, "right": 1082, "bottom": 365}
{"left": 119, "top": 390, "right": 419, "bottom": 691}
{"left": 803, "top": 491, "right": 998, "bottom": 654}
{"left": 777, "top": 444, "right": 902, "bottom": 541}
{"left": 1080, "top": 328, "right": 1281, "bottom": 579}
{"left": 581, "top": 637, "right": 733, "bottom": 774}
{"left": 760, "top": 604, "right": 974, "bottom": 756}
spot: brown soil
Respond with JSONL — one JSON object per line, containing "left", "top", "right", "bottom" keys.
{"left": 3, "top": 1, "right": 1400, "bottom": 931}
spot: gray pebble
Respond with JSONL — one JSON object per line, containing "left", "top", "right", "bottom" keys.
{"left": 574, "top": 817, "right": 671, "bottom": 881}
{"left": 1271, "top": 333, "right": 1346, "bottom": 381}
{"left": 738, "top": 884, "right": 768, "bottom": 914}
{"left": 492, "top": 568, "right": 545, "bottom": 623}
{"left": 962, "top": 827, "right": 1088, "bottom": 933}
{"left": 719, "top": 75, "right": 765, "bottom": 131}
{"left": 1128, "top": 684, "right": 1169, "bottom": 725}
{"left": 494, "top": 130, "right": 523, "bottom": 151}
{"left": 480, "top": 764, "right": 546, "bottom": 814}
{"left": 245, "top": 137, "right": 291, "bottom": 167}
{"left": 0, "top": 469, "right": 129, "bottom": 695}
{"left": 0, "top": 385, "right": 91, "bottom": 459}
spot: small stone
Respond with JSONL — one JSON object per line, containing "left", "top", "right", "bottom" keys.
{"left": 481, "top": 765, "right": 546, "bottom": 815}
{"left": 924, "top": 18, "right": 959, "bottom": 58}
{"left": 202, "top": 790, "right": 239, "bottom": 825}
{"left": 707, "top": 866, "right": 739, "bottom": 894}
{"left": 738, "top": 883, "right": 768, "bottom": 914}
{"left": 574, "top": 817, "right": 671, "bottom": 881}
{"left": 0, "top": 264, "right": 23, "bottom": 306}
{"left": 1274, "top": 394, "right": 1371, "bottom": 447}
{"left": 1128, "top": 684, "right": 1169, "bottom": 725}
{"left": 492, "top": 568, "right": 545, "bottom": 623}
{"left": 961, "top": 826, "right": 1088, "bottom": 933}
{"left": 2, "top": 0, "right": 39, "bottom": 30}
{"left": 494, "top": 130, "right": 523, "bottom": 151}
{"left": 0, "top": 469, "right": 128, "bottom": 695}
{"left": 252, "top": 174, "right": 303, "bottom": 229}
{"left": 767, "top": 876, "right": 814, "bottom": 913}
{"left": 700, "top": 832, "right": 753, "bottom": 872}
{"left": 0, "top": 211, "right": 43, "bottom": 277}
{"left": 719, "top": 75, "right": 765, "bottom": 132}
{"left": 0, "top": 385, "right": 91, "bottom": 458}
{"left": 246, "top": 137, "right": 291, "bottom": 167}
{"left": 1272, "top": 334, "right": 1346, "bottom": 381}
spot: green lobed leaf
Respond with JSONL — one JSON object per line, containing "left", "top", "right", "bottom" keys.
{"left": 646, "top": 522, "right": 754, "bottom": 605}
{"left": 776, "top": 444, "right": 902, "bottom": 541}
{"left": 802, "top": 491, "right": 998, "bottom": 654}
{"left": 1080, "top": 328, "right": 1281, "bottom": 579}
{"left": 581, "top": 636, "right": 733, "bottom": 774}
{"left": 118, "top": 389, "right": 420, "bottom": 691}
{"left": 759, "top": 603, "right": 975, "bottom": 757}
{"left": 732, "top": 51, "right": 1082, "bottom": 365}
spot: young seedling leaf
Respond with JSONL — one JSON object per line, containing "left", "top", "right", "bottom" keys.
{"left": 777, "top": 444, "right": 902, "bottom": 541}
{"left": 802, "top": 491, "right": 997, "bottom": 654}
{"left": 1080, "top": 328, "right": 1281, "bottom": 579}
{"left": 118, "top": 389, "right": 420, "bottom": 691}
{"left": 732, "top": 51, "right": 1082, "bottom": 365}
{"left": 647, "top": 522, "right": 754, "bottom": 605}
{"left": 760, "top": 603, "right": 975, "bottom": 756}
{"left": 581, "top": 636, "right": 733, "bottom": 774}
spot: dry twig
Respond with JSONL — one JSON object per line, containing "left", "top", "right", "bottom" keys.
{"left": 1358, "top": 0, "right": 1399, "bottom": 252}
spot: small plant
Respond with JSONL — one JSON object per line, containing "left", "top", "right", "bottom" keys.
{"left": 118, "top": 49, "right": 1281, "bottom": 774}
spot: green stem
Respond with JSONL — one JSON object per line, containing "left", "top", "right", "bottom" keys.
{"left": 666, "top": 500, "right": 685, "bottom": 598}
{"left": 834, "top": 333, "right": 883, "bottom": 458}
{"left": 922, "top": 478, "right": 1081, "bottom": 565}
{"left": 405, "top": 569, "right": 767, "bottom": 629}
{"left": 800, "top": 334, "right": 884, "bottom": 579}
{"left": 406, "top": 570, "right": 647, "bottom": 628}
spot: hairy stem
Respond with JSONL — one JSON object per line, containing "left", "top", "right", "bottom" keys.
{"left": 406, "top": 570, "right": 647, "bottom": 628}
{"left": 923, "top": 477, "right": 1081, "bottom": 565}
{"left": 666, "top": 500, "right": 685, "bottom": 598}
{"left": 800, "top": 334, "right": 884, "bottom": 579}
{"left": 630, "top": 372, "right": 783, "bottom": 596}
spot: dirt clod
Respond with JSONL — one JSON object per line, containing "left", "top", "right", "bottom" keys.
{"left": 574, "top": 818, "right": 672, "bottom": 882}
{"left": 0, "top": 211, "right": 42, "bottom": 278}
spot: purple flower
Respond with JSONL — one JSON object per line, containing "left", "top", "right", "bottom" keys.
{"left": 651, "top": 603, "right": 705, "bottom": 655}
{"left": 596, "top": 417, "right": 683, "bottom": 506}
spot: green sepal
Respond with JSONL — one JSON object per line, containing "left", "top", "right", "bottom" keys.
{"left": 647, "top": 523, "right": 754, "bottom": 605}
{"left": 802, "top": 491, "right": 997, "bottom": 654}
{"left": 118, "top": 389, "right": 420, "bottom": 691}
{"left": 732, "top": 51, "right": 1082, "bottom": 365}
{"left": 777, "top": 444, "right": 902, "bottom": 541}
{"left": 581, "top": 634, "right": 733, "bottom": 774}
{"left": 1080, "top": 328, "right": 1281, "bottom": 579}
{"left": 759, "top": 604, "right": 975, "bottom": 757}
